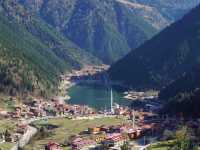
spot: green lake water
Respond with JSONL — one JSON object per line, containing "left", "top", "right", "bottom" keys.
{"left": 67, "top": 84, "right": 131, "bottom": 110}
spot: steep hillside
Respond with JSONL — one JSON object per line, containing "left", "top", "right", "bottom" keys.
{"left": 159, "top": 65, "right": 200, "bottom": 117}
{"left": 162, "top": 88, "right": 200, "bottom": 117}
{"left": 159, "top": 65, "right": 200, "bottom": 100}
{"left": 0, "top": 1, "right": 99, "bottom": 97}
{"left": 0, "top": 14, "right": 62, "bottom": 96}
{"left": 18, "top": 0, "right": 200, "bottom": 64}
{"left": 19, "top": 0, "right": 168, "bottom": 64}
{"left": 109, "top": 5, "right": 200, "bottom": 89}
{"left": 134, "top": 0, "right": 200, "bottom": 21}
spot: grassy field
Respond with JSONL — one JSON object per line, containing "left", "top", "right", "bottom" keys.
{"left": 0, "top": 142, "right": 14, "bottom": 150}
{"left": 24, "top": 117, "right": 125, "bottom": 150}
{"left": 148, "top": 141, "right": 175, "bottom": 150}
{"left": 0, "top": 119, "right": 17, "bottom": 150}
{"left": 0, "top": 119, "right": 17, "bottom": 133}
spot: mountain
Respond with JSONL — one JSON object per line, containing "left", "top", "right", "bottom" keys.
{"left": 18, "top": 0, "right": 200, "bottom": 64}
{"left": 18, "top": 0, "right": 164, "bottom": 64}
{"left": 162, "top": 88, "right": 200, "bottom": 117}
{"left": 133, "top": 0, "right": 200, "bottom": 21}
{"left": 0, "top": 1, "right": 99, "bottom": 97}
{"left": 1, "top": 0, "right": 200, "bottom": 97}
{"left": 109, "top": 5, "right": 200, "bottom": 89}
{"left": 159, "top": 65, "right": 200, "bottom": 100}
{"left": 158, "top": 65, "right": 200, "bottom": 117}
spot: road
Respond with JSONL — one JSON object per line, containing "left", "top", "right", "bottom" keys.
{"left": 10, "top": 116, "right": 57, "bottom": 150}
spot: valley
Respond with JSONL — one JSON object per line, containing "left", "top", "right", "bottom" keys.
{"left": 0, "top": 65, "right": 163, "bottom": 150}
{"left": 1, "top": 0, "right": 200, "bottom": 150}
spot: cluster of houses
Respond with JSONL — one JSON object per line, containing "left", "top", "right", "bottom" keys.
{"left": 67, "top": 116, "right": 200, "bottom": 150}
{"left": 123, "top": 91, "right": 159, "bottom": 101}
{"left": 70, "top": 65, "right": 109, "bottom": 77}
{"left": 0, "top": 98, "right": 96, "bottom": 120}
{"left": 0, "top": 95, "right": 174, "bottom": 150}
{"left": 0, "top": 97, "right": 96, "bottom": 146}
{"left": 45, "top": 123, "right": 144, "bottom": 150}
{"left": 45, "top": 111, "right": 161, "bottom": 150}
{"left": 45, "top": 120, "right": 159, "bottom": 150}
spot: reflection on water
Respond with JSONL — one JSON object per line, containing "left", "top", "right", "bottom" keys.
{"left": 67, "top": 84, "right": 131, "bottom": 110}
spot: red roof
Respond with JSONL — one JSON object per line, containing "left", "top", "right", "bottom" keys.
{"left": 47, "top": 142, "right": 61, "bottom": 149}
{"left": 72, "top": 139, "right": 96, "bottom": 148}
{"left": 106, "top": 133, "right": 125, "bottom": 142}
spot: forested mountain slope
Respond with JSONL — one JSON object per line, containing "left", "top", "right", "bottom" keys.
{"left": 0, "top": 1, "right": 99, "bottom": 97}
{"left": 158, "top": 65, "right": 200, "bottom": 117}
{"left": 133, "top": 0, "right": 200, "bottom": 21}
{"left": 18, "top": 0, "right": 168, "bottom": 63}
{"left": 109, "top": 5, "right": 200, "bottom": 89}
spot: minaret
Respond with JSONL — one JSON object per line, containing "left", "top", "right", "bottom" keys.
{"left": 111, "top": 88, "right": 114, "bottom": 114}
{"left": 132, "top": 110, "right": 135, "bottom": 128}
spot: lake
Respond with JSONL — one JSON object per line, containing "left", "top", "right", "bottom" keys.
{"left": 67, "top": 84, "right": 131, "bottom": 110}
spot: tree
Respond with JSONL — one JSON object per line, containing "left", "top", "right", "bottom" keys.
{"left": 39, "top": 126, "right": 49, "bottom": 138}
{"left": 172, "top": 126, "right": 197, "bottom": 150}
{"left": 162, "top": 129, "right": 174, "bottom": 140}
{"left": 121, "top": 142, "right": 129, "bottom": 150}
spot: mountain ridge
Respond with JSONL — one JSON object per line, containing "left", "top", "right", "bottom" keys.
{"left": 17, "top": 0, "right": 169, "bottom": 63}
{"left": 109, "top": 4, "right": 200, "bottom": 89}
{"left": 0, "top": 0, "right": 100, "bottom": 97}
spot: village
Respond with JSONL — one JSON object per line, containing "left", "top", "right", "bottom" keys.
{"left": 123, "top": 91, "right": 159, "bottom": 101}
{"left": 1, "top": 65, "right": 200, "bottom": 150}
{"left": 2, "top": 94, "right": 200, "bottom": 150}
{"left": 0, "top": 94, "right": 155, "bottom": 150}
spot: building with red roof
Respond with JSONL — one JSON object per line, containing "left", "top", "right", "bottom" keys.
{"left": 45, "top": 142, "right": 62, "bottom": 150}
{"left": 72, "top": 138, "right": 97, "bottom": 150}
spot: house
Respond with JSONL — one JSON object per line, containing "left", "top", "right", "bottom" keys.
{"left": 0, "top": 109, "right": 8, "bottom": 118}
{"left": 91, "top": 134, "right": 106, "bottom": 143}
{"left": 128, "top": 130, "right": 137, "bottom": 140}
{"left": 72, "top": 138, "right": 97, "bottom": 150}
{"left": 103, "top": 133, "right": 126, "bottom": 148}
{"left": 45, "top": 142, "right": 62, "bottom": 150}
{"left": 4, "top": 130, "right": 12, "bottom": 142}
{"left": 109, "top": 126, "right": 121, "bottom": 133}
{"left": 127, "top": 128, "right": 142, "bottom": 140}
{"left": 16, "top": 124, "right": 28, "bottom": 134}
{"left": 88, "top": 126, "right": 101, "bottom": 134}
{"left": 100, "top": 125, "right": 110, "bottom": 133}
{"left": 14, "top": 106, "right": 22, "bottom": 118}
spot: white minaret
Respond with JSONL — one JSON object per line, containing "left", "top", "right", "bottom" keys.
{"left": 132, "top": 110, "right": 135, "bottom": 128}
{"left": 111, "top": 88, "right": 114, "bottom": 114}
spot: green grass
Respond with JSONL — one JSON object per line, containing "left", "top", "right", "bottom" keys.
{"left": 0, "top": 142, "right": 14, "bottom": 150}
{"left": 148, "top": 141, "right": 175, "bottom": 150}
{"left": 0, "top": 119, "right": 16, "bottom": 150}
{"left": 0, "top": 119, "right": 17, "bottom": 133}
{"left": 24, "top": 117, "right": 124, "bottom": 150}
